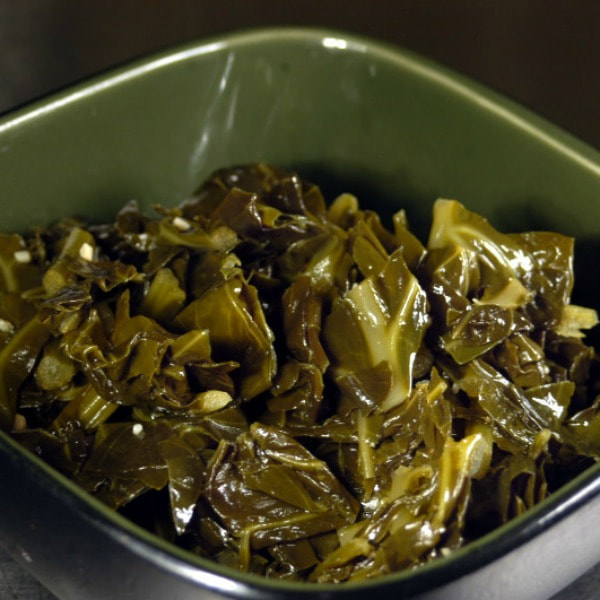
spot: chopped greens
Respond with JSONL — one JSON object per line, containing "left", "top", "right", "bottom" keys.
{"left": 4, "top": 163, "right": 600, "bottom": 582}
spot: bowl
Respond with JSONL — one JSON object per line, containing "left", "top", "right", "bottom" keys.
{"left": 1, "top": 27, "right": 600, "bottom": 600}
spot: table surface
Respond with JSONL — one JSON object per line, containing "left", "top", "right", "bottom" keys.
{"left": 1, "top": 2, "right": 599, "bottom": 598}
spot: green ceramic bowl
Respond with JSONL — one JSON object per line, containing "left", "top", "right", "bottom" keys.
{"left": 1, "top": 28, "right": 600, "bottom": 600}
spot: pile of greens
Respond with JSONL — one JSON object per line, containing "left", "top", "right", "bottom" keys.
{"left": 3, "top": 164, "right": 600, "bottom": 582}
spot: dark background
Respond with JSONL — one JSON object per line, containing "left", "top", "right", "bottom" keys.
{"left": 0, "top": 2, "right": 599, "bottom": 599}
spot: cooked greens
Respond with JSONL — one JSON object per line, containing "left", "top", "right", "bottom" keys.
{"left": 3, "top": 163, "right": 600, "bottom": 582}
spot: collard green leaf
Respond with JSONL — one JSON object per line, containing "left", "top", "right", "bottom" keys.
{"left": 203, "top": 424, "right": 359, "bottom": 569}
{"left": 325, "top": 249, "right": 429, "bottom": 412}
{"left": 82, "top": 421, "right": 171, "bottom": 492}
{"left": 0, "top": 316, "right": 51, "bottom": 429}
{"left": 158, "top": 435, "right": 206, "bottom": 535}
{"left": 267, "top": 360, "right": 324, "bottom": 425}
{"left": 281, "top": 277, "right": 329, "bottom": 372}
{"left": 174, "top": 275, "right": 276, "bottom": 400}
{"left": 4, "top": 165, "right": 599, "bottom": 583}
{"left": 428, "top": 199, "right": 533, "bottom": 292}
{"left": 139, "top": 268, "right": 186, "bottom": 324}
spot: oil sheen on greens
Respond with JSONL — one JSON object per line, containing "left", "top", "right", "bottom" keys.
{"left": 3, "top": 164, "right": 600, "bottom": 583}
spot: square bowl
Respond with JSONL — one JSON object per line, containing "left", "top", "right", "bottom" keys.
{"left": 1, "top": 28, "right": 600, "bottom": 600}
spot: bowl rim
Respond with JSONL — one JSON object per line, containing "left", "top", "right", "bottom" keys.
{"left": 1, "top": 26, "right": 600, "bottom": 597}
{"left": 1, "top": 26, "right": 599, "bottom": 172}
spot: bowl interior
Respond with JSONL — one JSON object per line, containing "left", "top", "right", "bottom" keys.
{"left": 2, "top": 29, "right": 600, "bottom": 236}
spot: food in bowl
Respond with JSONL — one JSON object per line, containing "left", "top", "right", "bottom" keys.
{"left": 3, "top": 163, "right": 599, "bottom": 582}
